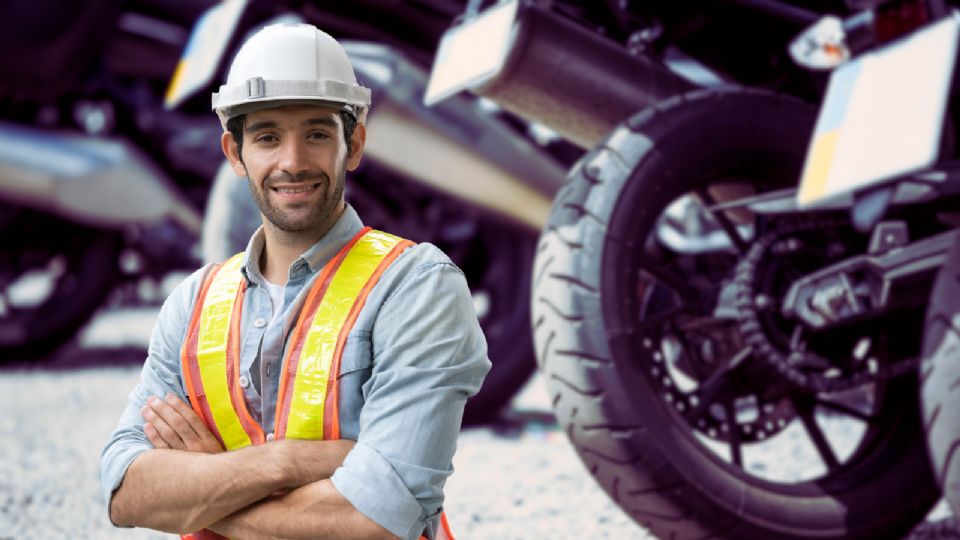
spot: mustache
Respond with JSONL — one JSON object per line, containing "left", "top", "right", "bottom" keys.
{"left": 263, "top": 170, "right": 330, "bottom": 187}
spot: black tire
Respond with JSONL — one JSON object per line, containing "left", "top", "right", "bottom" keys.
{"left": 532, "top": 89, "right": 938, "bottom": 539}
{"left": 0, "top": 205, "right": 119, "bottom": 360}
{"left": 922, "top": 233, "right": 960, "bottom": 515}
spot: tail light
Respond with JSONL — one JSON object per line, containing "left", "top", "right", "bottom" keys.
{"left": 790, "top": 0, "right": 943, "bottom": 70}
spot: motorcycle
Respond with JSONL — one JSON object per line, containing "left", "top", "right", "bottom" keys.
{"left": 426, "top": 0, "right": 960, "bottom": 537}
{"left": 0, "top": 0, "right": 226, "bottom": 360}
{"left": 787, "top": 0, "right": 960, "bottom": 527}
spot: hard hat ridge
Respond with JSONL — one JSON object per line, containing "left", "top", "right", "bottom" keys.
{"left": 212, "top": 23, "right": 371, "bottom": 130}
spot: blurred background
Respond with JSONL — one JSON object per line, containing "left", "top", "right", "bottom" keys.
{"left": 3, "top": 0, "right": 960, "bottom": 538}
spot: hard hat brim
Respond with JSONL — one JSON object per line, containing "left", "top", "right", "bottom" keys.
{"left": 215, "top": 98, "right": 363, "bottom": 131}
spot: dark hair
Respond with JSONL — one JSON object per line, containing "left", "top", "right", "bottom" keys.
{"left": 226, "top": 108, "right": 358, "bottom": 164}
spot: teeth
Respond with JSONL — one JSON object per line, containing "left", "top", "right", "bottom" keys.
{"left": 275, "top": 185, "right": 315, "bottom": 194}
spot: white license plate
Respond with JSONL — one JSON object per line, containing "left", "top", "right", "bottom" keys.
{"left": 164, "top": 0, "right": 247, "bottom": 110}
{"left": 797, "top": 14, "right": 960, "bottom": 208}
{"left": 423, "top": 0, "right": 519, "bottom": 106}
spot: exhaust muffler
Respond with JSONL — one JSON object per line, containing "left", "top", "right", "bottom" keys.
{"left": 426, "top": 1, "right": 694, "bottom": 149}
{"left": 0, "top": 121, "right": 202, "bottom": 234}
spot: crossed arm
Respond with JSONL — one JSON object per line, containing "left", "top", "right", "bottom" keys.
{"left": 109, "top": 394, "right": 397, "bottom": 539}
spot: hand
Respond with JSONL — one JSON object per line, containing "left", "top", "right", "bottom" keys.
{"left": 142, "top": 393, "right": 223, "bottom": 454}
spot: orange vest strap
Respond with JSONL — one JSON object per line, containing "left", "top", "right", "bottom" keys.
{"left": 274, "top": 226, "right": 368, "bottom": 439}
{"left": 438, "top": 511, "right": 456, "bottom": 540}
{"left": 418, "top": 511, "right": 456, "bottom": 540}
{"left": 323, "top": 236, "right": 414, "bottom": 440}
{"left": 277, "top": 227, "right": 411, "bottom": 441}
{"left": 182, "top": 254, "right": 263, "bottom": 451}
{"left": 224, "top": 278, "right": 263, "bottom": 445}
{"left": 181, "top": 263, "right": 227, "bottom": 449}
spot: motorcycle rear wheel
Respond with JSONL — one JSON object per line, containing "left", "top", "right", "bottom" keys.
{"left": 0, "top": 205, "right": 119, "bottom": 361}
{"left": 532, "top": 89, "right": 938, "bottom": 539}
{"left": 921, "top": 234, "right": 960, "bottom": 515}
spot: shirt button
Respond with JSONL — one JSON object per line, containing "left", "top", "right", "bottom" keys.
{"left": 266, "top": 432, "right": 275, "bottom": 441}
{"left": 238, "top": 376, "right": 249, "bottom": 388}
{"left": 265, "top": 363, "right": 273, "bottom": 376}
{"left": 254, "top": 318, "right": 267, "bottom": 328}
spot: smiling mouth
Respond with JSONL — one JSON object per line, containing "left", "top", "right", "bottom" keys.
{"left": 272, "top": 183, "right": 320, "bottom": 194}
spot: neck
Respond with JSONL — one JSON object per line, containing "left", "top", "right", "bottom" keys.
{"left": 259, "top": 203, "right": 346, "bottom": 285}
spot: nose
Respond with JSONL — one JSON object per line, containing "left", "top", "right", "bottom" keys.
{"left": 277, "top": 138, "right": 309, "bottom": 175}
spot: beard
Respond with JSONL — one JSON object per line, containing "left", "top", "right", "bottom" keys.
{"left": 248, "top": 164, "right": 346, "bottom": 233}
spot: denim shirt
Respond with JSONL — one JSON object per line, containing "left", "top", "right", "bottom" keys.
{"left": 100, "top": 205, "right": 491, "bottom": 540}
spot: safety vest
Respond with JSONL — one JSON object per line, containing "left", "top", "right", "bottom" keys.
{"left": 179, "top": 227, "right": 454, "bottom": 540}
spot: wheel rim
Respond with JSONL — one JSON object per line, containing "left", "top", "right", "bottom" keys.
{"left": 622, "top": 180, "right": 922, "bottom": 492}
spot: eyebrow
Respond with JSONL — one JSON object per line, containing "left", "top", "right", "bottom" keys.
{"left": 305, "top": 117, "right": 339, "bottom": 129}
{"left": 245, "top": 116, "right": 340, "bottom": 133}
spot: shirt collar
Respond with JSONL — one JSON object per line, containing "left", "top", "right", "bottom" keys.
{"left": 240, "top": 204, "right": 365, "bottom": 285}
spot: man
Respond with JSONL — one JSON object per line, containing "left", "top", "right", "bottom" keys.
{"left": 100, "top": 23, "right": 490, "bottom": 540}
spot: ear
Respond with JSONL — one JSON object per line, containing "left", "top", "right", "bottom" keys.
{"left": 345, "top": 123, "right": 366, "bottom": 172}
{"left": 221, "top": 131, "right": 247, "bottom": 176}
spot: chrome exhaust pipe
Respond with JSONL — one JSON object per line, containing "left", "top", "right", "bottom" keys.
{"left": 0, "top": 121, "right": 202, "bottom": 234}
{"left": 428, "top": 3, "right": 695, "bottom": 149}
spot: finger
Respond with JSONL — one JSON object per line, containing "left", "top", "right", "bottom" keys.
{"left": 143, "top": 405, "right": 186, "bottom": 450}
{"left": 163, "top": 393, "right": 212, "bottom": 441}
{"left": 148, "top": 396, "right": 201, "bottom": 445}
{"left": 143, "top": 402, "right": 188, "bottom": 451}
{"left": 143, "top": 421, "right": 170, "bottom": 449}
{"left": 160, "top": 394, "right": 223, "bottom": 453}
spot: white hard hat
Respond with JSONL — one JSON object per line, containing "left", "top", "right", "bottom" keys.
{"left": 212, "top": 23, "right": 372, "bottom": 130}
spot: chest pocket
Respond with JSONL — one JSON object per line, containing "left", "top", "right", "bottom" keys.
{"left": 336, "top": 330, "right": 372, "bottom": 439}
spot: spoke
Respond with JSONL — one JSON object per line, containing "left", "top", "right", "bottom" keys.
{"left": 0, "top": 289, "right": 9, "bottom": 317}
{"left": 635, "top": 258, "right": 704, "bottom": 333}
{"left": 671, "top": 325, "right": 712, "bottom": 380}
{"left": 789, "top": 324, "right": 805, "bottom": 351}
{"left": 637, "top": 258, "right": 692, "bottom": 300}
{"left": 815, "top": 398, "right": 878, "bottom": 424}
{"left": 699, "top": 346, "right": 752, "bottom": 391}
{"left": 686, "top": 347, "right": 752, "bottom": 422}
{"left": 674, "top": 315, "right": 737, "bottom": 333}
{"left": 686, "top": 375, "right": 728, "bottom": 424}
{"left": 636, "top": 305, "right": 692, "bottom": 334}
{"left": 794, "top": 397, "right": 841, "bottom": 471}
{"left": 725, "top": 402, "right": 744, "bottom": 467}
{"left": 697, "top": 188, "right": 748, "bottom": 253}
{"left": 726, "top": 346, "right": 753, "bottom": 371}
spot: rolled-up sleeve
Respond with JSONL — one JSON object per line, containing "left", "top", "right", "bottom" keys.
{"left": 98, "top": 269, "right": 201, "bottom": 510}
{"left": 331, "top": 258, "right": 491, "bottom": 540}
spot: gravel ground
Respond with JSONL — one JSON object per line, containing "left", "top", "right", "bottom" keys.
{"left": 0, "top": 364, "right": 648, "bottom": 540}
{"left": 1, "top": 308, "right": 958, "bottom": 539}
{"left": 1, "top": 366, "right": 957, "bottom": 540}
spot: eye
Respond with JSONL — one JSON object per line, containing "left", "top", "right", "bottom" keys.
{"left": 308, "top": 130, "right": 332, "bottom": 141}
{"left": 253, "top": 133, "right": 279, "bottom": 144}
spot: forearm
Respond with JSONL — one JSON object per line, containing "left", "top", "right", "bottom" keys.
{"left": 110, "top": 439, "right": 354, "bottom": 533}
{"left": 110, "top": 445, "right": 286, "bottom": 533}
{"left": 209, "top": 479, "right": 398, "bottom": 540}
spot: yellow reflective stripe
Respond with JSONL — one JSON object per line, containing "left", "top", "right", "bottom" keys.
{"left": 285, "top": 230, "right": 403, "bottom": 440}
{"left": 195, "top": 253, "right": 253, "bottom": 451}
